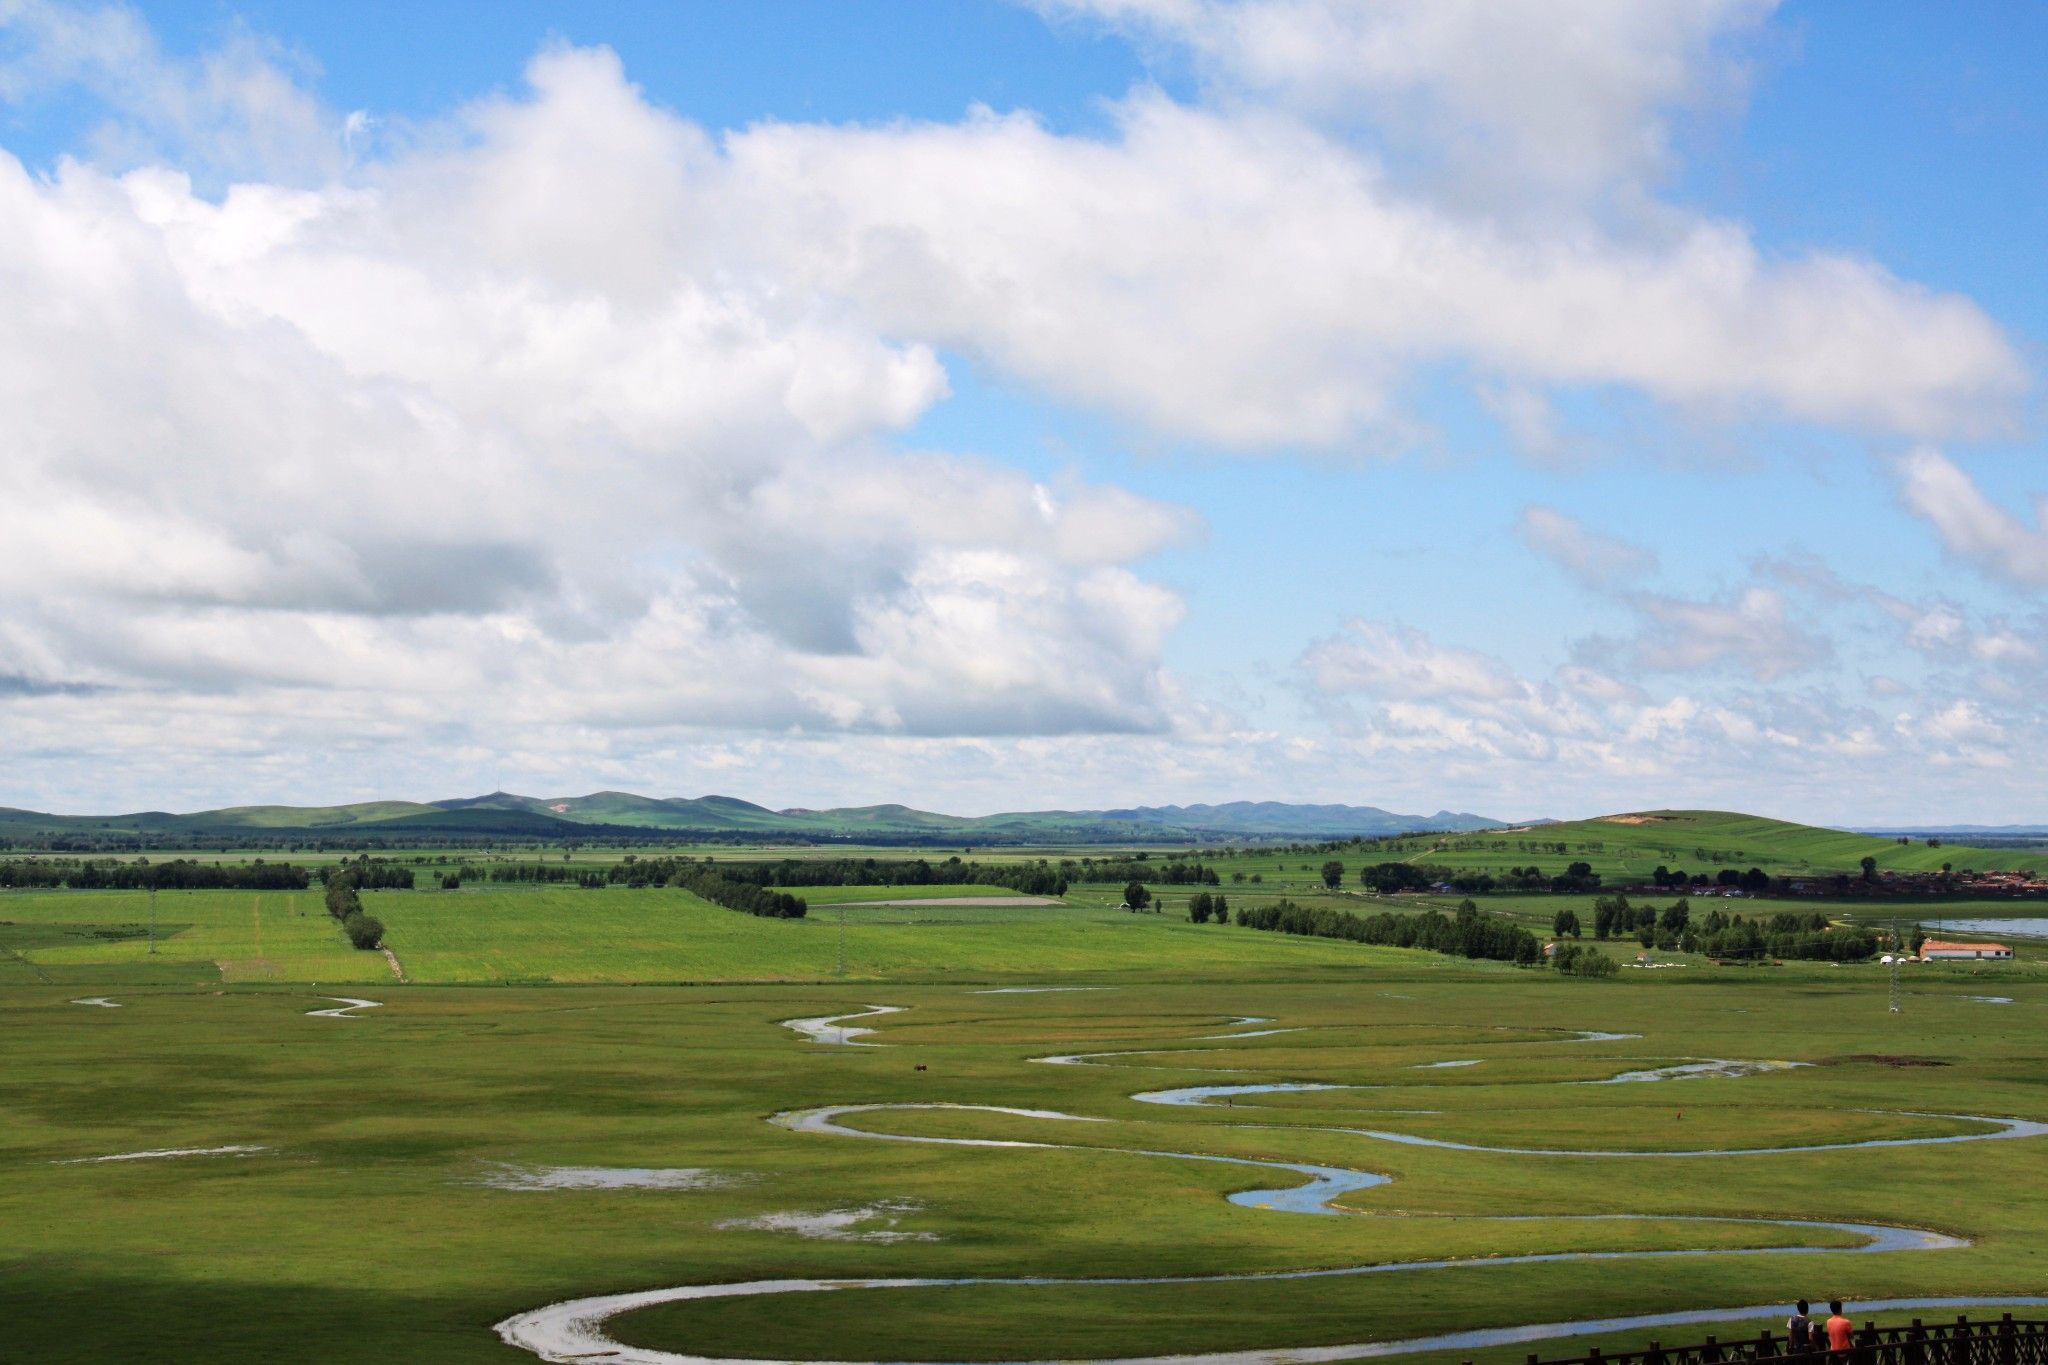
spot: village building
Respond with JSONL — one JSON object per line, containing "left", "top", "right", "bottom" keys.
{"left": 1919, "top": 940, "right": 2014, "bottom": 961}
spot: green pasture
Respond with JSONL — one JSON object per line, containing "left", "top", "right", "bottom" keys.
{"left": 6, "top": 964, "right": 2048, "bottom": 1365}
{"left": 0, "top": 885, "right": 1427, "bottom": 986}
{"left": 0, "top": 888, "right": 391, "bottom": 985}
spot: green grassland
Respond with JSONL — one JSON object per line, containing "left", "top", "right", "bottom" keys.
{"left": 7, "top": 959, "right": 2048, "bottom": 1365}
{"left": 10, "top": 869, "right": 2048, "bottom": 1365}
{"left": 0, "top": 885, "right": 1423, "bottom": 986}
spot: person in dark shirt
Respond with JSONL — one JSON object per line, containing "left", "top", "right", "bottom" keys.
{"left": 1788, "top": 1301, "right": 1814, "bottom": 1353}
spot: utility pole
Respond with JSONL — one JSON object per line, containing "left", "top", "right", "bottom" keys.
{"left": 1889, "top": 917, "right": 1901, "bottom": 1014}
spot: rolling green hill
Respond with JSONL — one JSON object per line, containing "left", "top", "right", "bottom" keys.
{"left": 1378, "top": 808, "right": 2048, "bottom": 880}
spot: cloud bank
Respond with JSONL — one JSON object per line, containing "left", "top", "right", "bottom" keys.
{"left": 0, "top": 1, "right": 2039, "bottom": 818}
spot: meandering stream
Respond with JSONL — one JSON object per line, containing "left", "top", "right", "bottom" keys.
{"left": 495, "top": 1006, "right": 2046, "bottom": 1365}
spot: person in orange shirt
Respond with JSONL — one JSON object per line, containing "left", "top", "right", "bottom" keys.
{"left": 1824, "top": 1301, "right": 1855, "bottom": 1353}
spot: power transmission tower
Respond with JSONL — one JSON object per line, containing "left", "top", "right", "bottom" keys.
{"left": 1889, "top": 917, "right": 1901, "bottom": 1014}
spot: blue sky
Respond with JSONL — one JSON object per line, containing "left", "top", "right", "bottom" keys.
{"left": 1, "top": 0, "right": 2044, "bottom": 824}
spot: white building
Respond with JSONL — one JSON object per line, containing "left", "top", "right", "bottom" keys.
{"left": 1920, "top": 940, "right": 2013, "bottom": 961}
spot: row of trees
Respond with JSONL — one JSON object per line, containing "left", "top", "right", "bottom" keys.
{"left": 666, "top": 865, "right": 807, "bottom": 919}
{"left": 1069, "top": 859, "right": 1218, "bottom": 887}
{"left": 476, "top": 855, "right": 1067, "bottom": 897}
{"left": 1236, "top": 899, "right": 1543, "bottom": 965}
{"left": 323, "top": 871, "right": 386, "bottom": 950}
{"left": 721, "top": 856, "right": 1066, "bottom": 896}
{"left": 0, "top": 858, "right": 312, "bottom": 890}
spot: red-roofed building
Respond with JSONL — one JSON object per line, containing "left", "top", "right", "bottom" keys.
{"left": 1921, "top": 940, "right": 2013, "bottom": 961}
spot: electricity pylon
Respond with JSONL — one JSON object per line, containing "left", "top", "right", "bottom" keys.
{"left": 1889, "top": 918, "right": 1902, "bottom": 1014}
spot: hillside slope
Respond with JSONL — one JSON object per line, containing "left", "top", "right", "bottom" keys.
{"left": 1397, "top": 809, "right": 2048, "bottom": 879}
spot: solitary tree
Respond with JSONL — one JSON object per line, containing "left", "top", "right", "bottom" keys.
{"left": 1123, "top": 881, "right": 1151, "bottom": 911}
{"left": 342, "top": 912, "right": 386, "bottom": 950}
{"left": 1320, "top": 860, "right": 1345, "bottom": 889}
{"left": 1860, "top": 855, "right": 1878, "bottom": 882}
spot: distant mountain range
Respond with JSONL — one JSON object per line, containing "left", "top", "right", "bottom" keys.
{"left": 0, "top": 791, "right": 1507, "bottom": 845}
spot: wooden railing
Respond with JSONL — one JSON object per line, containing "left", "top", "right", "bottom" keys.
{"left": 1482, "top": 1314, "right": 2048, "bottom": 1365}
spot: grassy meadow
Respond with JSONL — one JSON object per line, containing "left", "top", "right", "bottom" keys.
{"left": 7, "top": 875, "right": 2048, "bottom": 1365}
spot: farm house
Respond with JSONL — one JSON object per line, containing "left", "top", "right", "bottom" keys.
{"left": 1920, "top": 940, "right": 2014, "bottom": 961}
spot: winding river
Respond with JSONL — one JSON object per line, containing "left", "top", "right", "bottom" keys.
{"left": 495, "top": 1005, "right": 2047, "bottom": 1365}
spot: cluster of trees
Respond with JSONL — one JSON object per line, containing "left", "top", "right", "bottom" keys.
{"left": 1236, "top": 899, "right": 1542, "bottom": 965}
{"left": 1685, "top": 911, "right": 1874, "bottom": 961}
{"left": 0, "top": 858, "right": 312, "bottom": 890}
{"left": 1549, "top": 942, "right": 1619, "bottom": 977}
{"left": 323, "top": 871, "right": 386, "bottom": 950}
{"left": 319, "top": 858, "right": 414, "bottom": 890}
{"left": 1650, "top": 864, "right": 1772, "bottom": 893}
{"left": 1120, "top": 882, "right": 1153, "bottom": 911}
{"left": 1187, "top": 891, "right": 1231, "bottom": 922}
{"left": 1567, "top": 895, "right": 1875, "bottom": 960}
{"left": 1588, "top": 894, "right": 1690, "bottom": 942}
{"left": 1356, "top": 862, "right": 1449, "bottom": 893}
{"left": 1501, "top": 861, "right": 1602, "bottom": 892}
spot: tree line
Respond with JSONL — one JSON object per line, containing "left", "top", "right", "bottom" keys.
{"left": 665, "top": 864, "right": 807, "bottom": 918}
{"left": 1066, "top": 859, "right": 1218, "bottom": 886}
{"left": 715, "top": 856, "right": 1065, "bottom": 896}
{"left": 1235, "top": 898, "right": 1543, "bottom": 966}
{"left": 323, "top": 870, "right": 387, "bottom": 950}
{"left": 0, "top": 858, "right": 312, "bottom": 890}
